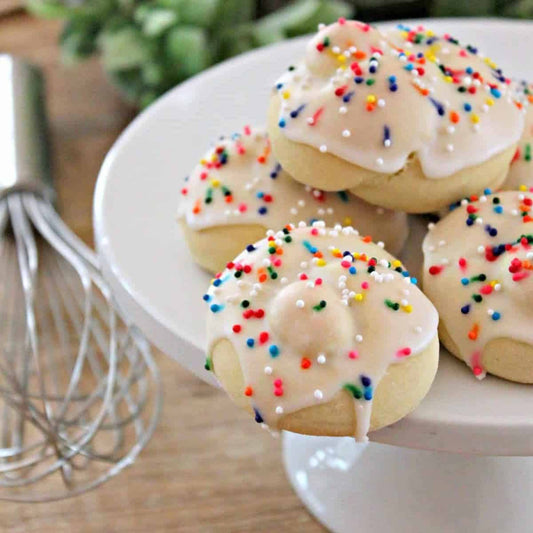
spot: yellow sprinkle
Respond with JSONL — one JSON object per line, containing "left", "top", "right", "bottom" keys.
{"left": 282, "top": 90, "right": 290, "bottom": 99}
{"left": 210, "top": 154, "right": 218, "bottom": 162}
{"left": 200, "top": 158, "right": 207, "bottom": 165}
{"left": 366, "top": 94, "right": 376, "bottom": 104}
{"left": 354, "top": 293, "right": 364, "bottom": 302}
{"left": 392, "top": 260, "right": 402, "bottom": 268}
{"left": 485, "top": 98, "right": 494, "bottom": 107}
{"left": 471, "top": 114, "right": 480, "bottom": 124}
{"left": 331, "top": 247, "right": 341, "bottom": 255}
{"left": 519, "top": 184, "right": 528, "bottom": 192}
{"left": 343, "top": 217, "right": 352, "bottom": 226}
{"left": 426, "top": 30, "right": 435, "bottom": 37}
{"left": 316, "top": 259, "right": 326, "bottom": 267}
{"left": 337, "top": 55, "right": 346, "bottom": 63}
{"left": 426, "top": 53, "right": 436, "bottom": 62}
{"left": 211, "top": 179, "right": 220, "bottom": 187}
{"left": 402, "top": 305, "right": 413, "bottom": 313}
{"left": 444, "top": 75, "right": 453, "bottom": 83}
{"left": 484, "top": 57, "right": 497, "bottom": 69}
{"left": 489, "top": 279, "right": 500, "bottom": 288}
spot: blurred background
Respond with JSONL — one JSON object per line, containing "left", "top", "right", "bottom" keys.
{"left": 0, "top": 1, "right": 531, "bottom": 531}
{"left": 12, "top": 0, "right": 533, "bottom": 109}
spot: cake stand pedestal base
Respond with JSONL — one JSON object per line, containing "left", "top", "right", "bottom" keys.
{"left": 282, "top": 432, "right": 533, "bottom": 533}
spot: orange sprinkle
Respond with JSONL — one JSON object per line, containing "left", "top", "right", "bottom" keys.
{"left": 449, "top": 111, "right": 460, "bottom": 123}
{"left": 468, "top": 323, "right": 479, "bottom": 341}
{"left": 244, "top": 386, "right": 253, "bottom": 397}
{"left": 412, "top": 83, "right": 429, "bottom": 96}
{"left": 362, "top": 236, "right": 372, "bottom": 243}
{"left": 354, "top": 50, "right": 366, "bottom": 59}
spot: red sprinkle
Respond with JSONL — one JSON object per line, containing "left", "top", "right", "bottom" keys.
{"left": 429, "top": 265, "right": 444, "bottom": 275}
{"left": 301, "top": 357, "right": 312, "bottom": 369}
{"left": 232, "top": 324, "right": 242, "bottom": 333}
{"left": 244, "top": 386, "right": 253, "bottom": 396}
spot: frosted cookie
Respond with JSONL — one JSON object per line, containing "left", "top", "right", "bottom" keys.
{"left": 268, "top": 20, "right": 523, "bottom": 213}
{"left": 178, "top": 126, "right": 409, "bottom": 272}
{"left": 204, "top": 222, "right": 439, "bottom": 441}
{"left": 423, "top": 190, "right": 533, "bottom": 383}
{"left": 503, "top": 80, "right": 533, "bottom": 191}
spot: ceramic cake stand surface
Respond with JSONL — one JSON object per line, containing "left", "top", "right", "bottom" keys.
{"left": 94, "top": 19, "right": 533, "bottom": 533}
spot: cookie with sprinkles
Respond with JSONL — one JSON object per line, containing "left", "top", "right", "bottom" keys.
{"left": 267, "top": 19, "right": 523, "bottom": 213}
{"left": 204, "top": 222, "right": 439, "bottom": 442}
{"left": 423, "top": 190, "right": 533, "bottom": 383}
{"left": 502, "top": 80, "right": 533, "bottom": 191}
{"left": 178, "top": 126, "right": 409, "bottom": 272}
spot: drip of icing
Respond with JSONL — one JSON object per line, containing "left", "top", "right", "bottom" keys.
{"left": 273, "top": 20, "right": 523, "bottom": 179}
{"left": 503, "top": 80, "right": 533, "bottom": 190}
{"left": 205, "top": 222, "right": 438, "bottom": 441}
{"left": 423, "top": 189, "right": 533, "bottom": 377}
{"left": 178, "top": 126, "right": 407, "bottom": 250}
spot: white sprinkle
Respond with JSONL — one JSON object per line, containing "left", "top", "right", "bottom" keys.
{"left": 314, "top": 389, "right": 324, "bottom": 400}
{"left": 377, "top": 241, "right": 385, "bottom": 248}
{"left": 264, "top": 366, "right": 273, "bottom": 375}
{"left": 494, "top": 283, "right": 502, "bottom": 292}
{"left": 479, "top": 196, "right": 487, "bottom": 203}
{"left": 475, "top": 217, "right": 483, "bottom": 225}
{"left": 355, "top": 334, "right": 363, "bottom": 342}
{"left": 446, "top": 144, "right": 454, "bottom": 153}
{"left": 477, "top": 245, "right": 485, "bottom": 254}
{"left": 280, "top": 277, "right": 288, "bottom": 284}
{"left": 402, "top": 288, "right": 410, "bottom": 296}
{"left": 275, "top": 406, "right": 284, "bottom": 415}
{"left": 290, "top": 207, "right": 298, "bottom": 215}
{"left": 342, "top": 129, "right": 351, "bottom": 137}
{"left": 438, "top": 240, "right": 446, "bottom": 247}
{"left": 339, "top": 106, "right": 348, "bottom": 114}
{"left": 317, "top": 354, "right": 327, "bottom": 364}
{"left": 414, "top": 326, "right": 422, "bottom": 333}
{"left": 377, "top": 98, "right": 386, "bottom": 108}
{"left": 401, "top": 299, "right": 409, "bottom": 307}
{"left": 300, "top": 261, "right": 308, "bottom": 268}
{"left": 307, "top": 117, "right": 315, "bottom": 125}
{"left": 446, "top": 125, "right": 455, "bottom": 134}
{"left": 332, "top": 46, "right": 341, "bottom": 54}
{"left": 298, "top": 199, "right": 306, "bottom": 207}
{"left": 428, "top": 222, "right": 435, "bottom": 231}
{"left": 376, "top": 157, "right": 384, "bottom": 166}
{"left": 296, "top": 299, "right": 305, "bottom": 308}
{"left": 487, "top": 309, "right": 494, "bottom": 316}
{"left": 319, "top": 145, "right": 328, "bottom": 153}
{"left": 384, "top": 139, "right": 391, "bottom": 148}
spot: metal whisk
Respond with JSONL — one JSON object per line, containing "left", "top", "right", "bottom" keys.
{"left": 0, "top": 55, "right": 162, "bottom": 502}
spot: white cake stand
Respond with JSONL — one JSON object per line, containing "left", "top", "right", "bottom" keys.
{"left": 94, "top": 19, "right": 533, "bottom": 532}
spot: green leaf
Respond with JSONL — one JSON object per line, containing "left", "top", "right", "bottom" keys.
{"left": 212, "top": 0, "right": 255, "bottom": 28}
{"left": 60, "top": 19, "right": 100, "bottom": 64}
{"left": 165, "top": 26, "right": 211, "bottom": 79}
{"left": 134, "top": 5, "right": 179, "bottom": 37}
{"left": 177, "top": 0, "right": 220, "bottom": 28}
{"left": 27, "top": 0, "right": 115, "bottom": 21}
{"left": 431, "top": 0, "right": 496, "bottom": 17}
{"left": 99, "top": 26, "right": 151, "bottom": 71}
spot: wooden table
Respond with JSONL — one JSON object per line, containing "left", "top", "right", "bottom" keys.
{"left": 0, "top": 11, "right": 324, "bottom": 532}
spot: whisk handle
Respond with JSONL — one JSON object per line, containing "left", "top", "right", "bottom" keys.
{"left": 0, "top": 55, "right": 52, "bottom": 199}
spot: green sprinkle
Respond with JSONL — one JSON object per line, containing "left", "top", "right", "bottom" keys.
{"left": 343, "top": 383, "right": 363, "bottom": 399}
{"left": 313, "top": 300, "right": 327, "bottom": 311}
{"left": 385, "top": 299, "right": 400, "bottom": 311}
{"left": 204, "top": 356, "right": 213, "bottom": 372}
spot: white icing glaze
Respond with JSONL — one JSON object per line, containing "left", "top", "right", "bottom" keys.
{"left": 273, "top": 20, "right": 523, "bottom": 179}
{"left": 178, "top": 126, "right": 408, "bottom": 251}
{"left": 503, "top": 80, "right": 533, "bottom": 190}
{"left": 205, "top": 222, "right": 438, "bottom": 441}
{"left": 423, "top": 190, "right": 533, "bottom": 378}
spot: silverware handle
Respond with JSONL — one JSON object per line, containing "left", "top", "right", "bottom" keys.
{"left": 0, "top": 55, "right": 52, "bottom": 198}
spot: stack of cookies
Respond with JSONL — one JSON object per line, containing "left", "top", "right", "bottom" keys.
{"left": 178, "top": 20, "right": 533, "bottom": 442}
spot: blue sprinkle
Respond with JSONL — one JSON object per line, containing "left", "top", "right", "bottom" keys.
{"left": 361, "top": 375, "right": 372, "bottom": 387}
{"left": 463, "top": 103, "right": 472, "bottom": 112}
{"left": 461, "top": 278, "right": 469, "bottom": 286}
{"left": 492, "top": 312, "right": 501, "bottom": 321}
{"left": 275, "top": 82, "right": 283, "bottom": 90}
{"left": 349, "top": 266, "right": 357, "bottom": 275}
{"left": 290, "top": 103, "right": 306, "bottom": 118}
{"left": 246, "top": 244, "right": 256, "bottom": 252}
{"left": 364, "top": 388, "right": 373, "bottom": 401}
{"left": 256, "top": 191, "right": 264, "bottom": 199}
{"left": 278, "top": 118, "right": 286, "bottom": 128}
{"left": 402, "top": 271, "right": 410, "bottom": 277}
{"left": 404, "top": 63, "right": 414, "bottom": 71}
{"left": 203, "top": 294, "right": 211, "bottom": 302}
{"left": 254, "top": 408, "right": 264, "bottom": 424}
{"left": 258, "top": 206, "right": 268, "bottom": 215}
{"left": 490, "top": 87, "right": 501, "bottom": 98}
{"left": 390, "top": 84, "right": 398, "bottom": 92}
{"left": 246, "top": 338, "right": 255, "bottom": 347}
{"left": 410, "top": 277, "right": 418, "bottom": 284}
{"left": 429, "top": 97, "right": 445, "bottom": 116}
{"left": 466, "top": 218, "right": 474, "bottom": 226}
{"left": 466, "top": 67, "right": 473, "bottom": 74}
{"left": 343, "top": 91, "right": 355, "bottom": 103}
{"left": 484, "top": 188, "right": 492, "bottom": 195}
{"left": 269, "top": 345, "right": 280, "bottom": 357}
{"left": 388, "top": 75, "right": 397, "bottom": 83}
{"left": 354, "top": 76, "right": 364, "bottom": 84}
{"left": 303, "top": 240, "right": 318, "bottom": 254}
{"left": 461, "top": 304, "right": 471, "bottom": 314}
{"left": 494, "top": 205, "right": 503, "bottom": 214}
{"left": 210, "top": 303, "right": 222, "bottom": 313}
{"left": 213, "top": 279, "right": 222, "bottom": 287}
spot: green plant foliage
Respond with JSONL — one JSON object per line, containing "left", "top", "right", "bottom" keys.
{"left": 27, "top": 0, "right": 352, "bottom": 108}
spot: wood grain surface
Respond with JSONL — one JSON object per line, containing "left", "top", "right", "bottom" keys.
{"left": 0, "top": 12, "right": 324, "bottom": 532}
